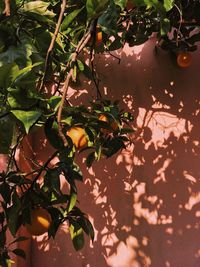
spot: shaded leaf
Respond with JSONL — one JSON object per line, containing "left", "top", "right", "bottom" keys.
{"left": 69, "top": 222, "right": 84, "bottom": 251}
{"left": 10, "top": 236, "right": 29, "bottom": 244}
{"left": 12, "top": 249, "right": 26, "bottom": 259}
{"left": 86, "top": 0, "right": 110, "bottom": 19}
{"left": 0, "top": 116, "right": 15, "bottom": 154}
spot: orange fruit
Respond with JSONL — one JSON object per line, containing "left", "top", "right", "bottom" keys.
{"left": 67, "top": 126, "right": 88, "bottom": 149}
{"left": 25, "top": 208, "right": 52, "bottom": 236}
{"left": 177, "top": 51, "right": 192, "bottom": 68}
{"left": 99, "top": 114, "right": 118, "bottom": 133}
{"left": 99, "top": 114, "right": 108, "bottom": 123}
{"left": 96, "top": 31, "right": 103, "bottom": 46}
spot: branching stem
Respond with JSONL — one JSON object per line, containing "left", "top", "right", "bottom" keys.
{"left": 39, "top": 0, "right": 67, "bottom": 92}
{"left": 57, "top": 24, "right": 95, "bottom": 146}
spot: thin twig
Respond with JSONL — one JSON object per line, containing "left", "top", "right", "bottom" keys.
{"left": 57, "top": 24, "right": 96, "bottom": 146}
{"left": 88, "top": 20, "right": 102, "bottom": 99}
{"left": 30, "top": 150, "right": 58, "bottom": 188}
{"left": 7, "top": 134, "right": 24, "bottom": 173}
{"left": 38, "top": 0, "right": 67, "bottom": 92}
{"left": 90, "top": 58, "right": 102, "bottom": 99}
{"left": 107, "top": 51, "right": 121, "bottom": 64}
{"left": 174, "top": 3, "right": 183, "bottom": 46}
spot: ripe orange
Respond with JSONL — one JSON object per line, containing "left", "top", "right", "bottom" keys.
{"left": 25, "top": 208, "right": 52, "bottom": 236}
{"left": 177, "top": 51, "right": 192, "bottom": 68}
{"left": 67, "top": 126, "right": 88, "bottom": 149}
{"left": 96, "top": 31, "right": 103, "bottom": 46}
{"left": 99, "top": 114, "right": 118, "bottom": 133}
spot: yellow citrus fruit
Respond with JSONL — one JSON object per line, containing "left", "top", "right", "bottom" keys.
{"left": 67, "top": 126, "right": 88, "bottom": 149}
{"left": 177, "top": 51, "right": 192, "bottom": 68}
{"left": 25, "top": 208, "right": 52, "bottom": 236}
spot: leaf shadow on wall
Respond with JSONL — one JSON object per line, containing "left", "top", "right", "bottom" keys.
{"left": 31, "top": 38, "right": 200, "bottom": 267}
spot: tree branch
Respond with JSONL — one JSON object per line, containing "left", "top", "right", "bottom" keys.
{"left": 29, "top": 150, "right": 58, "bottom": 188}
{"left": 57, "top": 23, "right": 96, "bottom": 146}
{"left": 38, "top": 0, "right": 67, "bottom": 92}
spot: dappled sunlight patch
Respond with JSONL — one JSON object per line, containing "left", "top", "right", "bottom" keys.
{"left": 185, "top": 192, "right": 200, "bottom": 210}
{"left": 154, "top": 158, "right": 172, "bottom": 184}
{"left": 183, "top": 171, "right": 197, "bottom": 184}
{"left": 165, "top": 227, "right": 173, "bottom": 235}
{"left": 123, "top": 94, "right": 135, "bottom": 110}
{"left": 136, "top": 108, "right": 193, "bottom": 147}
{"left": 106, "top": 235, "right": 151, "bottom": 267}
{"left": 195, "top": 248, "right": 200, "bottom": 258}
{"left": 123, "top": 43, "right": 145, "bottom": 61}
{"left": 133, "top": 202, "right": 158, "bottom": 225}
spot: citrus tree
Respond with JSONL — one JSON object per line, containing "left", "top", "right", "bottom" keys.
{"left": 0, "top": 0, "right": 200, "bottom": 265}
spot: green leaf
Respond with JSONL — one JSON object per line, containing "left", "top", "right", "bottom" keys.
{"left": 98, "top": 1, "right": 119, "bottom": 35}
{"left": 13, "top": 62, "right": 42, "bottom": 85}
{"left": 68, "top": 190, "right": 77, "bottom": 212}
{"left": 82, "top": 63, "right": 93, "bottom": 80}
{"left": 160, "top": 18, "right": 171, "bottom": 36}
{"left": 95, "top": 142, "right": 102, "bottom": 161}
{"left": 11, "top": 110, "right": 42, "bottom": 133}
{"left": 44, "top": 118, "right": 64, "bottom": 149}
{"left": 86, "top": 0, "right": 110, "bottom": 19}
{"left": 22, "top": 1, "right": 54, "bottom": 17}
{"left": 12, "top": 249, "right": 26, "bottom": 259}
{"left": 7, "top": 87, "right": 38, "bottom": 110}
{"left": 0, "top": 255, "right": 12, "bottom": 267}
{"left": 0, "top": 63, "right": 19, "bottom": 88}
{"left": 43, "top": 168, "right": 61, "bottom": 196}
{"left": 69, "top": 222, "right": 84, "bottom": 251}
{"left": 47, "top": 96, "right": 62, "bottom": 112}
{"left": 78, "top": 217, "right": 94, "bottom": 241}
{"left": 77, "top": 59, "right": 84, "bottom": 72}
{"left": 0, "top": 116, "right": 15, "bottom": 154}
{"left": 47, "top": 207, "right": 63, "bottom": 238}
{"left": 0, "top": 183, "right": 11, "bottom": 203}
{"left": 164, "top": 0, "right": 174, "bottom": 11}
{"left": 0, "top": 227, "right": 6, "bottom": 246}
{"left": 86, "top": 152, "right": 95, "bottom": 168}
{"left": 0, "top": 40, "right": 34, "bottom": 68}
{"left": 61, "top": 7, "right": 84, "bottom": 31}
{"left": 62, "top": 162, "right": 83, "bottom": 182}
{"left": 7, "top": 192, "right": 21, "bottom": 236}
{"left": 10, "top": 236, "right": 29, "bottom": 244}
{"left": 114, "top": 0, "right": 126, "bottom": 9}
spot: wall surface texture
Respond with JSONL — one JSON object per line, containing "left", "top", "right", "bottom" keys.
{"left": 1, "top": 37, "right": 200, "bottom": 267}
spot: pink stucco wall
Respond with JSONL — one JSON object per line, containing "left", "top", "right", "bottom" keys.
{"left": 2, "top": 37, "right": 200, "bottom": 267}
{"left": 30, "top": 38, "right": 200, "bottom": 267}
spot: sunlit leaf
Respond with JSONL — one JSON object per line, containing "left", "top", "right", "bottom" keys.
{"left": 86, "top": 0, "right": 110, "bottom": 19}
{"left": 11, "top": 110, "right": 42, "bottom": 133}
{"left": 69, "top": 222, "right": 84, "bottom": 251}
{"left": 164, "top": 0, "right": 174, "bottom": 11}
{"left": 61, "top": 7, "right": 84, "bottom": 31}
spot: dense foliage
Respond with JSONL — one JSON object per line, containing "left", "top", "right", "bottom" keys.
{"left": 0, "top": 0, "right": 200, "bottom": 265}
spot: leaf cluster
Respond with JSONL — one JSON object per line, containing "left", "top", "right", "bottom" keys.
{"left": 0, "top": 0, "right": 200, "bottom": 265}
